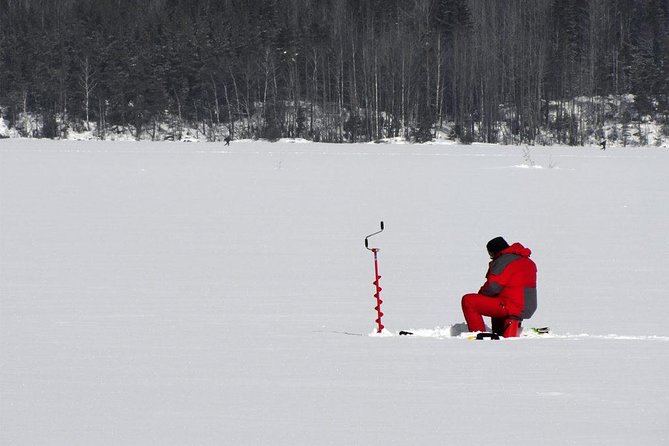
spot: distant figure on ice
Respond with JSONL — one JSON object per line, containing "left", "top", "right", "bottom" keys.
{"left": 224, "top": 134, "right": 232, "bottom": 146}
{"left": 461, "top": 237, "right": 537, "bottom": 337}
{"left": 599, "top": 138, "right": 606, "bottom": 150}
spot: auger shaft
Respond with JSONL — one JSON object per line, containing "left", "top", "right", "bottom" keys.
{"left": 371, "top": 248, "right": 384, "bottom": 333}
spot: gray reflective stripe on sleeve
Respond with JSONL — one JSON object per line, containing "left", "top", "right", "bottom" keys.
{"left": 481, "top": 282, "right": 503, "bottom": 296}
{"left": 521, "top": 288, "right": 537, "bottom": 319}
{"left": 490, "top": 254, "right": 521, "bottom": 275}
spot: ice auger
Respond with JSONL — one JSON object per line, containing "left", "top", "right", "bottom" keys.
{"left": 365, "top": 221, "right": 385, "bottom": 333}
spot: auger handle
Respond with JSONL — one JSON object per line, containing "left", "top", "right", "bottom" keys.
{"left": 364, "top": 221, "right": 384, "bottom": 251}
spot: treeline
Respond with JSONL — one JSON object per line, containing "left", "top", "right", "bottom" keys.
{"left": 1, "top": 0, "right": 668, "bottom": 143}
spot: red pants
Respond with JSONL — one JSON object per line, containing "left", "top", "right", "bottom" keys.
{"left": 461, "top": 293, "right": 510, "bottom": 333}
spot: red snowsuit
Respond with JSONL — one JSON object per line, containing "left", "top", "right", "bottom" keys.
{"left": 461, "top": 243, "right": 537, "bottom": 335}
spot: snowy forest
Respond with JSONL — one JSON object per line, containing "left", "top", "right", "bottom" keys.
{"left": 1, "top": 0, "right": 668, "bottom": 145}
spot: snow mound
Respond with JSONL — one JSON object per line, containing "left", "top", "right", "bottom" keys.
{"left": 0, "top": 114, "right": 9, "bottom": 138}
{"left": 277, "top": 138, "right": 311, "bottom": 144}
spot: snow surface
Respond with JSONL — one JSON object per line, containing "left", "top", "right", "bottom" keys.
{"left": 1, "top": 139, "right": 668, "bottom": 445}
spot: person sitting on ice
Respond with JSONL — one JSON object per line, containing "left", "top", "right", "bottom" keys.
{"left": 461, "top": 236, "right": 537, "bottom": 337}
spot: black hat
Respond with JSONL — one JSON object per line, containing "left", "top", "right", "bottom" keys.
{"left": 486, "top": 236, "right": 509, "bottom": 255}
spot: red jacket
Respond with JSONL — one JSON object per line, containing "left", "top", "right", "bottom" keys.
{"left": 479, "top": 242, "right": 537, "bottom": 319}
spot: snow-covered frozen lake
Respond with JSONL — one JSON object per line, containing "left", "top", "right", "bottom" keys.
{"left": 1, "top": 139, "right": 668, "bottom": 445}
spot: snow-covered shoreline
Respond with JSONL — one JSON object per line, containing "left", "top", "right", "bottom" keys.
{"left": 2, "top": 93, "right": 668, "bottom": 148}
